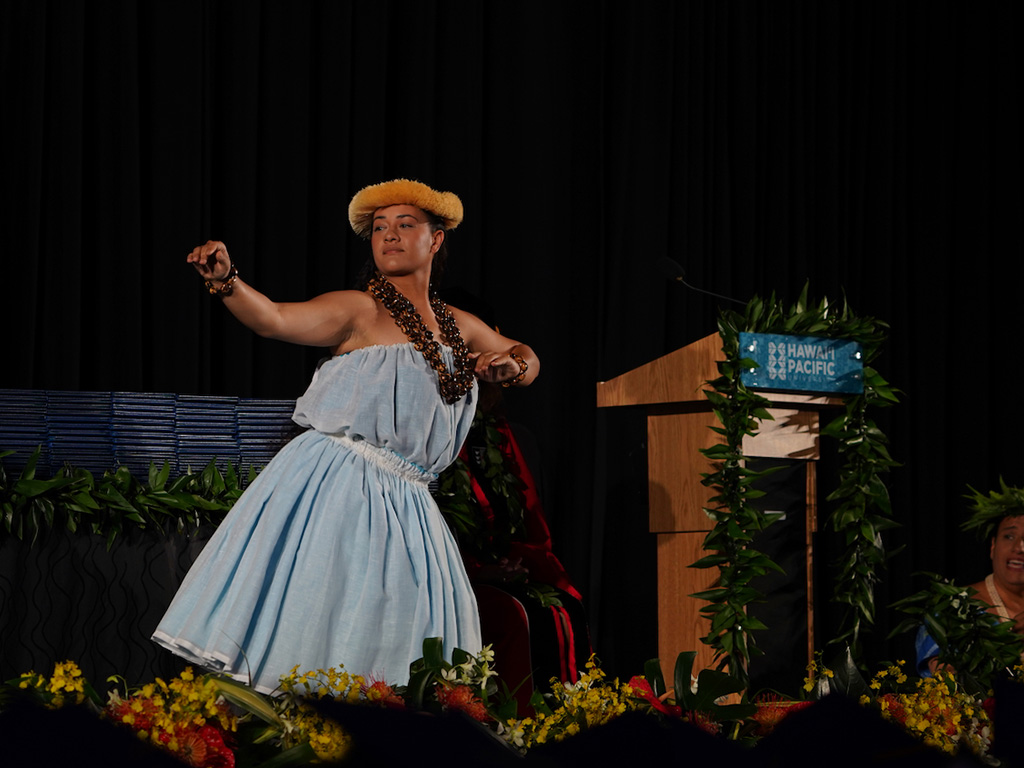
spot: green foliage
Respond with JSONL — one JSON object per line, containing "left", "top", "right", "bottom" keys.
{"left": 890, "top": 573, "right": 1024, "bottom": 696}
{"left": 0, "top": 447, "right": 254, "bottom": 548}
{"left": 433, "top": 413, "right": 527, "bottom": 563}
{"left": 961, "top": 479, "right": 1024, "bottom": 542}
{"left": 405, "top": 636, "right": 450, "bottom": 710}
{"left": 406, "top": 638, "right": 517, "bottom": 722}
{"left": 696, "top": 284, "right": 898, "bottom": 684}
{"left": 671, "top": 651, "right": 756, "bottom": 723}
{"left": 820, "top": 318, "right": 900, "bottom": 655}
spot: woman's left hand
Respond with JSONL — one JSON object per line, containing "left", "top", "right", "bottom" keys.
{"left": 470, "top": 351, "right": 522, "bottom": 384}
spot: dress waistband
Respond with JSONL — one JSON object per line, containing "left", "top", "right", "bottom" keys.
{"left": 327, "top": 433, "right": 437, "bottom": 487}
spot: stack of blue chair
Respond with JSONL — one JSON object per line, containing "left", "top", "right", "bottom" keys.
{"left": 175, "top": 394, "right": 241, "bottom": 474}
{"left": 0, "top": 389, "right": 297, "bottom": 480}
{"left": 237, "top": 398, "right": 299, "bottom": 476}
{"left": 0, "top": 390, "right": 51, "bottom": 472}
{"left": 112, "top": 391, "right": 178, "bottom": 477}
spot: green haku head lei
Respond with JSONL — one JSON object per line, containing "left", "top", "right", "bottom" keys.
{"left": 961, "top": 479, "right": 1024, "bottom": 541}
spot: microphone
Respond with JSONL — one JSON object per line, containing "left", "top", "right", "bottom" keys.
{"left": 659, "top": 257, "right": 747, "bottom": 306}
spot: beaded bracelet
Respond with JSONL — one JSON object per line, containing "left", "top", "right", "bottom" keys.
{"left": 502, "top": 352, "right": 528, "bottom": 388}
{"left": 204, "top": 264, "right": 238, "bottom": 297}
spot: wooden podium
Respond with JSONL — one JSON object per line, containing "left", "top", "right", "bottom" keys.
{"left": 596, "top": 333, "right": 844, "bottom": 679}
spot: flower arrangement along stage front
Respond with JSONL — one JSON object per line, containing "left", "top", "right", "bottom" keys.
{"left": 3, "top": 641, "right": 1017, "bottom": 767}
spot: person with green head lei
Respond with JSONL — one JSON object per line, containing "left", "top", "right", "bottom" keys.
{"left": 916, "top": 481, "right": 1024, "bottom": 676}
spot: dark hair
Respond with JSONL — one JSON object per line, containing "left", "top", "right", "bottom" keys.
{"left": 424, "top": 210, "right": 449, "bottom": 287}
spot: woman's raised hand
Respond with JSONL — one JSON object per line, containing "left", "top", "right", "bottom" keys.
{"left": 469, "top": 351, "right": 521, "bottom": 384}
{"left": 187, "top": 240, "right": 232, "bottom": 281}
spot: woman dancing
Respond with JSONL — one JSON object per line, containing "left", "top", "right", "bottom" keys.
{"left": 152, "top": 179, "right": 538, "bottom": 693}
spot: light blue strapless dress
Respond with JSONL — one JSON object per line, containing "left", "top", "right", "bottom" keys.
{"left": 152, "top": 343, "right": 481, "bottom": 693}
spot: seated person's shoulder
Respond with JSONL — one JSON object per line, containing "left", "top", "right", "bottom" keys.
{"left": 966, "top": 579, "right": 990, "bottom": 604}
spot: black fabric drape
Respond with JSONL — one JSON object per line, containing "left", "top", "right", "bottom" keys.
{"left": 3, "top": 0, "right": 1022, "bottom": 679}
{"left": 0, "top": 527, "right": 213, "bottom": 686}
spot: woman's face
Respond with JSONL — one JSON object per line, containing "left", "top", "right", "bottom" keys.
{"left": 370, "top": 204, "right": 443, "bottom": 277}
{"left": 990, "top": 515, "right": 1024, "bottom": 587}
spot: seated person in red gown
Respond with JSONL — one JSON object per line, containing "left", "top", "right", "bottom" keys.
{"left": 435, "top": 374, "right": 590, "bottom": 712}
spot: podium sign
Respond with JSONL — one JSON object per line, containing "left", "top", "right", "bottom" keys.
{"left": 739, "top": 333, "right": 863, "bottom": 394}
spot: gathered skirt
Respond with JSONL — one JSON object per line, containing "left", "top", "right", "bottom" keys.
{"left": 152, "top": 429, "right": 482, "bottom": 693}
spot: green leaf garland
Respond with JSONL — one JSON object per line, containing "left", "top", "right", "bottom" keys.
{"left": 696, "top": 285, "right": 899, "bottom": 686}
{"left": 0, "top": 447, "right": 253, "bottom": 546}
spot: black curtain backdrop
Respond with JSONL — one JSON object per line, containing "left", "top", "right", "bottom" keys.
{"left": 2, "top": 0, "right": 1022, "bottom": 681}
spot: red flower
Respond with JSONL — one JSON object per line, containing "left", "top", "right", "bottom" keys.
{"left": 751, "top": 694, "right": 813, "bottom": 736}
{"left": 685, "top": 709, "right": 721, "bottom": 736}
{"left": 434, "top": 684, "right": 490, "bottom": 722}
{"left": 983, "top": 696, "right": 996, "bottom": 721}
{"left": 363, "top": 678, "right": 405, "bottom": 709}
{"left": 176, "top": 730, "right": 209, "bottom": 767}
{"left": 106, "top": 695, "right": 159, "bottom": 734}
{"left": 196, "top": 725, "right": 235, "bottom": 768}
{"left": 626, "top": 676, "right": 682, "bottom": 718}
{"left": 175, "top": 726, "right": 234, "bottom": 768}
{"left": 878, "top": 693, "right": 909, "bottom": 726}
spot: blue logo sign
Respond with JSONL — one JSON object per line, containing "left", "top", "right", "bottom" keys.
{"left": 739, "top": 333, "right": 864, "bottom": 394}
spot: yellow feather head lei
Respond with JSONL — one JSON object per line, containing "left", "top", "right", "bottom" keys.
{"left": 348, "top": 178, "right": 463, "bottom": 238}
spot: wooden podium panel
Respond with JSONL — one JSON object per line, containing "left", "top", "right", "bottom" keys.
{"left": 656, "top": 531, "right": 719, "bottom": 675}
{"left": 596, "top": 332, "right": 722, "bottom": 409}
{"left": 648, "top": 411, "right": 721, "bottom": 533}
{"left": 743, "top": 407, "right": 822, "bottom": 461}
{"left": 598, "top": 334, "right": 839, "bottom": 682}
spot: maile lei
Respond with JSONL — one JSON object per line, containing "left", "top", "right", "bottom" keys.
{"left": 692, "top": 285, "right": 899, "bottom": 688}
